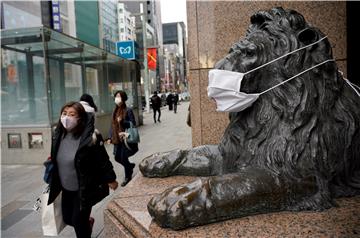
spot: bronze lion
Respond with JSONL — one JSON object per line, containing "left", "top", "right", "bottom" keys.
{"left": 139, "top": 7, "right": 360, "bottom": 230}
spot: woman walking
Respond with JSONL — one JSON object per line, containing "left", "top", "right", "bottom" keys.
{"left": 47, "top": 101, "right": 118, "bottom": 238}
{"left": 107, "top": 90, "right": 138, "bottom": 187}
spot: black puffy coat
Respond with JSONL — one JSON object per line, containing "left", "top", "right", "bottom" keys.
{"left": 48, "top": 114, "right": 116, "bottom": 210}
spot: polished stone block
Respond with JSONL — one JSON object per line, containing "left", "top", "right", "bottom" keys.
{"left": 104, "top": 174, "right": 360, "bottom": 237}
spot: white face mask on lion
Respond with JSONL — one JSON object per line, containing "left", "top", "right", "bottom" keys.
{"left": 208, "top": 36, "right": 334, "bottom": 112}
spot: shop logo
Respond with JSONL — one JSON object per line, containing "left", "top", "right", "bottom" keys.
{"left": 116, "top": 41, "right": 135, "bottom": 60}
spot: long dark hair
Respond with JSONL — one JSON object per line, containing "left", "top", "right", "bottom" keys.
{"left": 111, "top": 91, "right": 128, "bottom": 144}
{"left": 58, "top": 101, "right": 87, "bottom": 138}
{"left": 80, "top": 93, "right": 98, "bottom": 112}
{"left": 112, "top": 90, "right": 128, "bottom": 120}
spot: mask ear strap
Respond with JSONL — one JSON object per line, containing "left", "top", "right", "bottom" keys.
{"left": 245, "top": 36, "right": 328, "bottom": 75}
{"left": 259, "top": 59, "right": 335, "bottom": 95}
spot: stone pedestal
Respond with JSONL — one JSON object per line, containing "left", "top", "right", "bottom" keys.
{"left": 103, "top": 174, "right": 360, "bottom": 237}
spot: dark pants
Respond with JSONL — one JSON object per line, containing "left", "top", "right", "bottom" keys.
{"left": 153, "top": 107, "right": 161, "bottom": 122}
{"left": 114, "top": 144, "right": 135, "bottom": 179}
{"left": 62, "top": 189, "right": 92, "bottom": 238}
{"left": 173, "top": 102, "right": 177, "bottom": 113}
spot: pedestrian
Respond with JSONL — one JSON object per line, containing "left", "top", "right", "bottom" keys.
{"left": 47, "top": 101, "right": 118, "bottom": 238}
{"left": 173, "top": 91, "right": 179, "bottom": 113}
{"left": 79, "top": 93, "right": 98, "bottom": 114}
{"left": 166, "top": 91, "right": 174, "bottom": 111}
{"left": 150, "top": 91, "right": 162, "bottom": 123}
{"left": 106, "top": 90, "right": 138, "bottom": 187}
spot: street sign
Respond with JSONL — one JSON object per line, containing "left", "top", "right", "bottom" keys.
{"left": 116, "top": 41, "right": 136, "bottom": 60}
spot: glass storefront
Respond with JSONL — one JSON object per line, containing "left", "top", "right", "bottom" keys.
{"left": 1, "top": 26, "right": 141, "bottom": 127}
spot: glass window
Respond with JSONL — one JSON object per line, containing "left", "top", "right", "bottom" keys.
{"left": 1, "top": 49, "right": 48, "bottom": 125}
{"left": 1, "top": 27, "right": 140, "bottom": 126}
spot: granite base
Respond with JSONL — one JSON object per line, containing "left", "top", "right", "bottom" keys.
{"left": 103, "top": 174, "right": 360, "bottom": 238}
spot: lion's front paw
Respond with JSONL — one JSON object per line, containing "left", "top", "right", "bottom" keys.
{"left": 139, "top": 149, "right": 184, "bottom": 177}
{"left": 147, "top": 178, "right": 215, "bottom": 230}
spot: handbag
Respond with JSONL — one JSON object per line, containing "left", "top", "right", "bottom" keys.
{"left": 41, "top": 187, "right": 66, "bottom": 236}
{"left": 43, "top": 157, "right": 53, "bottom": 184}
{"left": 125, "top": 121, "right": 140, "bottom": 144}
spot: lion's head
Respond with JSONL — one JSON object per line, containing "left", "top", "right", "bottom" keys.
{"left": 216, "top": 7, "right": 360, "bottom": 197}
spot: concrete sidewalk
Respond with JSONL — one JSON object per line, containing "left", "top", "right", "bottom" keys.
{"left": 1, "top": 101, "right": 192, "bottom": 238}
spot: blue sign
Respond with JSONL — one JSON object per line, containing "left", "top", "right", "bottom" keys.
{"left": 51, "top": 0, "right": 62, "bottom": 32}
{"left": 116, "top": 41, "right": 136, "bottom": 60}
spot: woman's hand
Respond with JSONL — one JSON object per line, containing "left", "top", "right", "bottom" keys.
{"left": 108, "top": 181, "right": 119, "bottom": 190}
{"left": 118, "top": 132, "right": 129, "bottom": 139}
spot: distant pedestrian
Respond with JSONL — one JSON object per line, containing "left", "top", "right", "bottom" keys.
{"left": 47, "top": 101, "right": 118, "bottom": 238}
{"left": 166, "top": 91, "right": 174, "bottom": 111}
{"left": 173, "top": 91, "right": 179, "bottom": 113}
{"left": 106, "top": 90, "right": 138, "bottom": 187}
{"left": 150, "top": 91, "right": 161, "bottom": 123}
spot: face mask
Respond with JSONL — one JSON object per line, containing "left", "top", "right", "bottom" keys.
{"left": 114, "top": 97, "right": 122, "bottom": 105}
{"left": 208, "top": 36, "right": 332, "bottom": 112}
{"left": 60, "top": 115, "right": 78, "bottom": 131}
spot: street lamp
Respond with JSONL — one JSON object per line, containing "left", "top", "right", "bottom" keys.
{"left": 131, "top": 6, "right": 150, "bottom": 113}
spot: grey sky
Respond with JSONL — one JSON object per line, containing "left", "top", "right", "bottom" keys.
{"left": 160, "top": 0, "right": 187, "bottom": 25}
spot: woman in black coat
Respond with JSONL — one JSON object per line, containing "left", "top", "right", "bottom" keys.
{"left": 107, "top": 90, "right": 138, "bottom": 187}
{"left": 48, "top": 101, "right": 118, "bottom": 238}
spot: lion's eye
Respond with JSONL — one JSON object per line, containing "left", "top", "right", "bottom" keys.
{"left": 246, "top": 50, "right": 255, "bottom": 57}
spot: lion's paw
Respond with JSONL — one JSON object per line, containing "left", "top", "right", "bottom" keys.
{"left": 139, "top": 149, "right": 184, "bottom": 177}
{"left": 147, "top": 178, "right": 215, "bottom": 229}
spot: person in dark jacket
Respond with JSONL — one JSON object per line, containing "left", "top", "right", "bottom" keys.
{"left": 166, "top": 91, "right": 174, "bottom": 111}
{"left": 47, "top": 101, "right": 118, "bottom": 238}
{"left": 172, "top": 91, "right": 179, "bottom": 113}
{"left": 150, "top": 91, "right": 162, "bottom": 123}
{"left": 107, "top": 90, "right": 138, "bottom": 187}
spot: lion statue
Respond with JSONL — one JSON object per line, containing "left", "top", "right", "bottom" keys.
{"left": 139, "top": 7, "right": 360, "bottom": 230}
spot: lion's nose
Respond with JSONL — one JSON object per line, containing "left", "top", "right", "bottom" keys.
{"left": 214, "top": 58, "right": 234, "bottom": 71}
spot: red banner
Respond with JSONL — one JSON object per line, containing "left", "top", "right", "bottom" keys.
{"left": 147, "top": 48, "right": 157, "bottom": 70}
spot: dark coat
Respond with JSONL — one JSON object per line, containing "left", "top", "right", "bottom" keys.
{"left": 151, "top": 95, "right": 162, "bottom": 109}
{"left": 48, "top": 114, "right": 116, "bottom": 210}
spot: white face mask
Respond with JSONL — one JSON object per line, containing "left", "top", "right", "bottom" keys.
{"left": 114, "top": 97, "right": 122, "bottom": 105}
{"left": 208, "top": 36, "right": 332, "bottom": 112}
{"left": 60, "top": 115, "right": 78, "bottom": 131}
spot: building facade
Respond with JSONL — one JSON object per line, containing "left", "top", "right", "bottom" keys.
{"left": 162, "top": 22, "right": 187, "bottom": 92}
{"left": 99, "top": 0, "right": 118, "bottom": 54}
{"left": 118, "top": 3, "right": 136, "bottom": 41}
{"left": 121, "top": 0, "right": 164, "bottom": 92}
